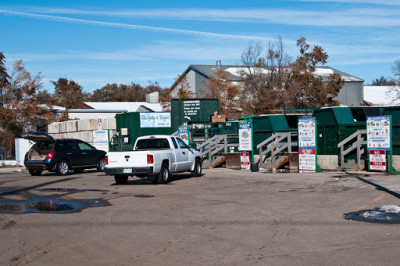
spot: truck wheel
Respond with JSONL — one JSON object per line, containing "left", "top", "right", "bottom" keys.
{"left": 114, "top": 175, "right": 128, "bottom": 184}
{"left": 29, "top": 169, "right": 42, "bottom": 176}
{"left": 191, "top": 159, "right": 202, "bottom": 177}
{"left": 157, "top": 164, "right": 170, "bottom": 184}
{"left": 56, "top": 160, "right": 69, "bottom": 176}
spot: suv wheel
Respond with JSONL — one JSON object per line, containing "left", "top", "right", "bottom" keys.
{"left": 97, "top": 157, "right": 105, "bottom": 172}
{"left": 56, "top": 160, "right": 69, "bottom": 176}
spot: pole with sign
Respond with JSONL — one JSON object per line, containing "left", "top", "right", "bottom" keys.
{"left": 366, "top": 115, "right": 396, "bottom": 173}
{"left": 178, "top": 126, "right": 190, "bottom": 146}
{"left": 298, "top": 117, "right": 317, "bottom": 173}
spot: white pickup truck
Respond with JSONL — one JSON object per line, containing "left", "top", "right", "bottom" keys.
{"left": 104, "top": 135, "right": 203, "bottom": 184}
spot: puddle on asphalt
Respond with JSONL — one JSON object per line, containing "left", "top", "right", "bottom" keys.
{"left": 39, "top": 188, "right": 108, "bottom": 193}
{"left": 0, "top": 187, "right": 111, "bottom": 214}
{"left": 134, "top": 194, "right": 154, "bottom": 198}
{"left": 344, "top": 205, "right": 400, "bottom": 224}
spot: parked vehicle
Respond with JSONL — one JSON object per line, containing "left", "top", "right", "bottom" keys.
{"left": 23, "top": 132, "right": 106, "bottom": 176}
{"left": 105, "top": 135, "right": 203, "bottom": 184}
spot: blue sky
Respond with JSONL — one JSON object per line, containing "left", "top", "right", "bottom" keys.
{"left": 1, "top": 0, "right": 399, "bottom": 93}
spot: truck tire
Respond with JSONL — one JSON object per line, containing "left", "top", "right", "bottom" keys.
{"left": 191, "top": 159, "right": 202, "bottom": 177}
{"left": 157, "top": 163, "right": 170, "bottom": 184}
{"left": 29, "top": 169, "right": 42, "bottom": 176}
{"left": 56, "top": 160, "right": 69, "bottom": 176}
{"left": 114, "top": 175, "right": 128, "bottom": 184}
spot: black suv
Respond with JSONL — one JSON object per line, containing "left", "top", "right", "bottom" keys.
{"left": 23, "top": 132, "right": 106, "bottom": 176}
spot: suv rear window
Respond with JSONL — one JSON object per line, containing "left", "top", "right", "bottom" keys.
{"left": 135, "top": 138, "right": 170, "bottom": 149}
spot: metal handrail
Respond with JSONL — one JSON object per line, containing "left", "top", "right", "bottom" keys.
{"left": 337, "top": 129, "right": 367, "bottom": 170}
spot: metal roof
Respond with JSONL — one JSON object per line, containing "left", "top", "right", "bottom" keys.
{"left": 171, "top": 64, "right": 364, "bottom": 90}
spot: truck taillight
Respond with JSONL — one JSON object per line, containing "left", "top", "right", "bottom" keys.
{"left": 147, "top": 154, "right": 154, "bottom": 164}
{"left": 46, "top": 151, "right": 56, "bottom": 160}
{"left": 105, "top": 155, "right": 108, "bottom": 165}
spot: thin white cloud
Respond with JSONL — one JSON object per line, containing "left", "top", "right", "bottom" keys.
{"left": 5, "top": 6, "right": 400, "bottom": 27}
{"left": 291, "top": 0, "right": 400, "bottom": 5}
{"left": 0, "top": 9, "right": 275, "bottom": 41}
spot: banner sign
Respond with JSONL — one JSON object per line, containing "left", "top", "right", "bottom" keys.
{"left": 240, "top": 152, "right": 250, "bottom": 170}
{"left": 367, "top": 116, "right": 391, "bottom": 150}
{"left": 239, "top": 123, "right": 252, "bottom": 151}
{"left": 93, "top": 130, "right": 109, "bottom": 152}
{"left": 140, "top": 112, "right": 171, "bottom": 128}
{"left": 298, "top": 117, "right": 317, "bottom": 173}
{"left": 178, "top": 126, "right": 190, "bottom": 145}
{"left": 369, "top": 150, "right": 387, "bottom": 171}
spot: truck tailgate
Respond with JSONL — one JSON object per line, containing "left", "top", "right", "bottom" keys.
{"left": 106, "top": 151, "right": 149, "bottom": 168}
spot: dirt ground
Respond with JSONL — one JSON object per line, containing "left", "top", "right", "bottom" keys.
{"left": 1, "top": 168, "right": 400, "bottom": 265}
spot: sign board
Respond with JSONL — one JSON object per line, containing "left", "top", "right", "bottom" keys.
{"left": 240, "top": 152, "right": 250, "bottom": 170}
{"left": 140, "top": 112, "right": 171, "bottom": 128}
{"left": 178, "top": 126, "right": 190, "bottom": 145}
{"left": 93, "top": 130, "right": 109, "bottom": 152}
{"left": 239, "top": 123, "right": 252, "bottom": 151}
{"left": 298, "top": 117, "right": 317, "bottom": 173}
{"left": 367, "top": 116, "right": 391, "bottom": 150}
{"left": 369, "top": 150, "right": 386, "bottom": 171}
{"left": 367, "top": 116, "right": 391, "bottom": 172}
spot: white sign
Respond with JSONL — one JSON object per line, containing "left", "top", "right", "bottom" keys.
{"left": 140, "top": 112, "right": 171, "bottom": 128}
{"left": 178, "top": 126, "right": 190, "bottom": 145}
{"left": 93, "top": 130, "right": 109, "bottom": 152}
{"left": 298, "top": 117, "right": 317, "bottom": 173}
{"left": 298, "top": 117, "right": 316, "bottom": 148}
{"left": 239, "top": 123, "right": 252, "bottom": 151}
{"left": 367, "top": 116, "right": 391, "bottom": 150}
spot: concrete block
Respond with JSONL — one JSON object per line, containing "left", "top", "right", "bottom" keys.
{"left": 66, "top": 120, "right": 78, "bottom": 132}
{"left": 89, "top": 119, "right": 97, "bottom": 131}
{"left": 78, "top": 119, "right": 89, "bottom": 131}
{"left": 107, "top": 118, "right": 116, "bottom": 129}
{"left": 392, "top": 156, "right": 400, "bottom": 172}
{"left": 317, "top": 155, "right": 338, "bottom": 171}
{"left": 59, "top": 123, "right": 67, "bottom": 133}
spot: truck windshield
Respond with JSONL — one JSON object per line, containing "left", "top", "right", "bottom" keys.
{"left": 135, "top": 138, "right": 170, "bottom": 149}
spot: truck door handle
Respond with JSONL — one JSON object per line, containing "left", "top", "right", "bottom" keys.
{"left": 182, "top": 152, "right": 186, "bottom": 155}
{"left": 125, "top": 155, "right": 130, "bottom": 159}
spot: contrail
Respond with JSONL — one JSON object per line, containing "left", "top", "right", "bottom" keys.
{"left": 0, "top": 9, "right": 275, "bottom": 42}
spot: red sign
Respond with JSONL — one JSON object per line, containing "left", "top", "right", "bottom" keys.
{"left": 240, "top": 152, "right": 250, "bottom": 170}
{"left": 369, "top": 150, "right": 386, "bottom": 171}
{"left": 299, "top": 148, "right": 316, "bottom": 173}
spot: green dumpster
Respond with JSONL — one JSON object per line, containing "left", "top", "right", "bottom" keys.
{"left": 382, "top": 106, "right": 400, "bottom": 154}
{"left": 313, "top": 107, "right": 367, "bottom": 155}
{"left": 111, "top": 112, "right": 173, "bottom": 151}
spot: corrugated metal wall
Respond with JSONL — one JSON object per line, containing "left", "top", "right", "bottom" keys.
{"left": 335, "top": 81, "right": 363, "bottom": 106}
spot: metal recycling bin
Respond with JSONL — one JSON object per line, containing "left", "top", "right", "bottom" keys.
{"left": 382, "top": 106, "right": 400, "bottom": 154}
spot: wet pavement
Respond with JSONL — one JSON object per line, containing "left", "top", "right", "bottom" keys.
{"left": 0, "top": 187, "right": 110, "bottom": 214}
{"left": 1, "top": 169, "right": 400, "bottom": 265}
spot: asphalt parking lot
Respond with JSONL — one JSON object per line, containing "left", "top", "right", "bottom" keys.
{"left": 1, "top": 167, "right": 400, "bottom": 265}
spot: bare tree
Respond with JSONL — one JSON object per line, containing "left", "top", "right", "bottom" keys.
{"left": 392, "top": 59, "right": 400, "bottom": 85}
{"left": 200, "top": 69, "right": 241, "bottom": 119}
{"left": 0, "top": 58, "right": 55, "bottom": 158}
